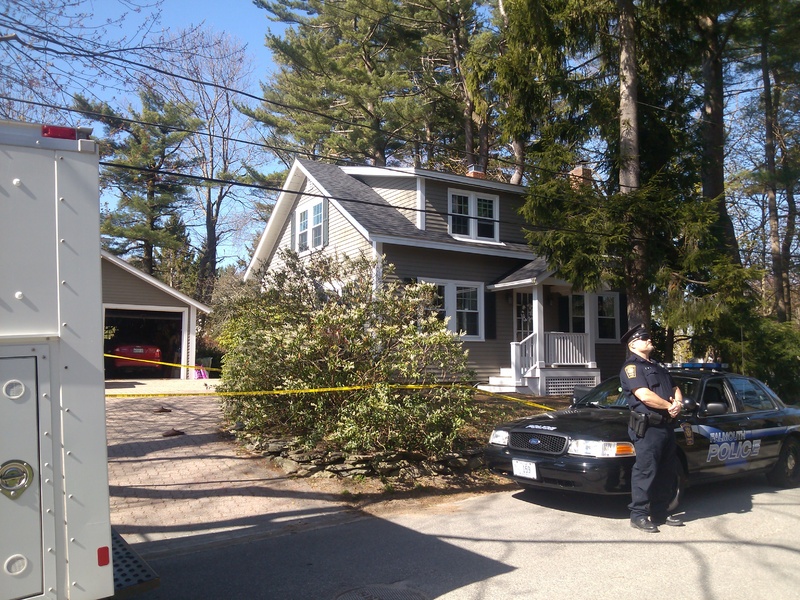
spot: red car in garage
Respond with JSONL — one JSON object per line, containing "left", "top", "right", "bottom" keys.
{"left": 111, "top": 344, "right": 162, "bottom": 370}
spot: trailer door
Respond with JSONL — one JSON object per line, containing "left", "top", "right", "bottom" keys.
{"left": 0, "top": 356, "right": 42, "bottom": 600}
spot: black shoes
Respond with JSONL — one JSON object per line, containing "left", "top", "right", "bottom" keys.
{"left": 653, "top": 515, "right": 684, "bottom": 527}
{"left": 630, "top": 516, "right": 659, "bottom": 533}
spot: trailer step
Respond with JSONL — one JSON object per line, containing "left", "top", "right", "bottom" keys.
{"left": 109, "top": 529, "right": 160, "bottom": 598}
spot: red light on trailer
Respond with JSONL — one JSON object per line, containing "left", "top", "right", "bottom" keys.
{"left": 97, "top": 546, "right": 110, "bottom": 567}
{"left": 41, "top": 125, "right": 79, "bottom": 140}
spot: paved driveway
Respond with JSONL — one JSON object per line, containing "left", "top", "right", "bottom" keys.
{"left": 106, "top": 380, "right": 364, "bottom": 559}
{"left": 107, "top": 380, "right": 800, "bottom": 600}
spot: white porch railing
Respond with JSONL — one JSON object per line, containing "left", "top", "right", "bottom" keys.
{"left": 510, "top": 332, "right": 537, "bottom": 381}
{"left": 510, "top": 332, "right": 590, "bottom": 379}
{"left": 545, "top": 332, "right": 589, "bottom": 365}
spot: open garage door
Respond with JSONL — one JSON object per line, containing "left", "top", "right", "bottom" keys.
{"left": 104, "top": 309, "right": 184, "bottom": 379}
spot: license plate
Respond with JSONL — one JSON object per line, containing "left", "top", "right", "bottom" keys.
{"left": 512, "top": 459, "right": 537, "bottom": 479}
{"left": 132, "top": 348, "right": 144, "bottom": 353}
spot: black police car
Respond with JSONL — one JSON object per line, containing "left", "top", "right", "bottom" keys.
{"left": 485, "top": 366, "right": 800, "bottom": 504}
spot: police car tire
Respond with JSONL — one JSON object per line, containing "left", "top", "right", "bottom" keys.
{"left": 667, "top": 456, "right": 687, "bottom": 513}
{"left": 767, "top": 437, "right": 800, "bottom": 488}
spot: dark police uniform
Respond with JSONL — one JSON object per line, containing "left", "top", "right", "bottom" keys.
{"left": 620, "top": 351, "right": 678, "bottom": 523}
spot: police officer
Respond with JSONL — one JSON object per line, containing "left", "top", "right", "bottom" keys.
{"left": 620, "top": 323, "right": 684, "bottom": 532}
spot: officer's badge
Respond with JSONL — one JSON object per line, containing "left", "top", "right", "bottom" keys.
{"left": 681, "top": 422, "right": 695, "bottom": 446}
{"left": 624, "top": 365, "right": 637, "bottom": 379}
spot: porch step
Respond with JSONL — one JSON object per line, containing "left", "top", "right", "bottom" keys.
{"left": 479, "top": 383, "right": 534, "bottom": 395}
{"left": 482, "top": 375, "right": 533, "bottom": 395}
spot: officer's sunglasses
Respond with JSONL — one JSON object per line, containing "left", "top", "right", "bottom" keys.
{"left": 634, "top": 334, "right": 650, "bottom": 341}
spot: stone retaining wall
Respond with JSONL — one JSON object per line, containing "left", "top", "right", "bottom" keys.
{"left": 236, "top": 433, "right": 486, "bottom": 480}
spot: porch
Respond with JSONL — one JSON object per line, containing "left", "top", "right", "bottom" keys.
{"left": 480, "top": 331, "right": 601, "bottom": 396}
{"left": 481, "top": 262, "right": 613, "bottom": 396}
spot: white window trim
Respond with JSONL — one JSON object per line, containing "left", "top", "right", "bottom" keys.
{"left": 423, "top": 278, "right": 484, "bottom": 341}
{"left": 595, "top": 291, "right": 620, "bottom": 343}
{"left": 569, "top": 293, "right": 586, "bottom": 334}
{"left": 296, "top": 199, "right": 325, "bottom": 254}
{"left": 448, "top": 188, "right": 499, "bottom": 242}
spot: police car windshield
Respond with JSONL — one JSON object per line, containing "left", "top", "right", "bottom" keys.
{"left": 575, "top": 374, "right": 701, "bottom": 408}
{"left": 574, "top": 377, "right": 625, "bottom": 408}
{"left": 672, "top": 376, "right": 698, "bottom": 401}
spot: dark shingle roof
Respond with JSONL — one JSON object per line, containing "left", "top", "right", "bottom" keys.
{"left": 297, "top": 158, "right": 534, "bottom": 255}
{"left": 298, "top": 158, "right": 418, "bottom": 237}
{"left": 493, "top": 257, "right": 552, "bottom": 286}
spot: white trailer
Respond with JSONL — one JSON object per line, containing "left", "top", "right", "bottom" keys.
{"left": 0, "top": 120, "right": 153, "bottom": 600}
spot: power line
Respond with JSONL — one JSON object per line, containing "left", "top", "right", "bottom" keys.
{"left": 101, "top": 160, "right": 666, "bottom": 246}
{"left": 0, "top": 22, "right": 605, "bottom": 183}
{"left": 1, "top": 92, "right": 601, "bottom": 188}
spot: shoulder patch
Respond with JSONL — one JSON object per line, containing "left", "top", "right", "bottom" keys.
{"left": 624, "top": 364, "right": 637, "bottom": 379}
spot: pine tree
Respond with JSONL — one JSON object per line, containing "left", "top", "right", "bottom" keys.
{"left": 75, "top": 87, "right": 202, "bottom": 278}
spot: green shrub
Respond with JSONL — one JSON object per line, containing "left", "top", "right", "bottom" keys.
{"left": 214, "top": 250, "right": 475, "bottom": 455}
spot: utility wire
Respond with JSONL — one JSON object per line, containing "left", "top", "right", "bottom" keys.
{"left": 0, "top": 24, "right": 607, "bottom": 183}
{"left": 1, "top": 93, "right": 601, "bottom": 187}
{"left": 101, "top": 160, "right": 685, "bottom": 246}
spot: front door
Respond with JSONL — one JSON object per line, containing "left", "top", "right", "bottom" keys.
{"left": 515, "top": 290, "right": 534, "bottom": 342}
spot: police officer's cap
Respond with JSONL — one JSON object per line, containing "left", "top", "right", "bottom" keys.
{"left": 621, "top": 323, "right": 649, "bottom": 346}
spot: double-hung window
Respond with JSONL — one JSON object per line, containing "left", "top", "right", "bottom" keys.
{"left": 424, "top": 279, "right": 484, "bottom": 340}
{"left": 311, "top": 202, "right": 324, "bottom": 248}
{"left": 596, "top": 293, "right": 618, "bottom": 340}
{"left": 298, "top": 209, "right": 309, "bottom": 252}
{"left": 448, "top": 189, "right": 498, "bottom": 242}
{"left": 295, "top": 200, "right": 327, "bottom": 252}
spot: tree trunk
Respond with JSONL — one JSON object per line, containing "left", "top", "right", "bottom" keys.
{"left": 618, "top": 0, "right": 648, "bottom": 326}
{"left": 760, "top": 11, "right": 786, "bottom": 321}
{"left": 698, "top": 13, "right": 741, "bottom": 264}
{"left": 196, "top": 186, "right": 218, "bottom": 305}
{"left": 509, "top": 138, "right": 525, "bottom": 185}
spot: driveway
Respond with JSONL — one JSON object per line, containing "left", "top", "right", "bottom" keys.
{"left": 107, "top": 380, "right": 800, "bottom": 599}
{"left": 106, "top": 379, "right": 371, "bottom": 559}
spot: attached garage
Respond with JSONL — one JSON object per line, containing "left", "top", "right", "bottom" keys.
{"left": 101, "top": 251, "right": 211, "bottom": 380}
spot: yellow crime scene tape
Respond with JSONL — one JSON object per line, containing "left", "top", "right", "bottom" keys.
{"left": 103, "top": 353, "right": 555, "bottom": 411}
{"left": 104, "top": 353, "right": 223, "bottom": 372}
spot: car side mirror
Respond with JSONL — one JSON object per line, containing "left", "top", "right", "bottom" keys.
{"left": 681, "top": 398, "right": 697, "bottom": 412}
{"left": 571, "top": 385, "right": 592, "bottom": 405}
{"left": 702, "top": 402, "right": 728, "bottom": 416}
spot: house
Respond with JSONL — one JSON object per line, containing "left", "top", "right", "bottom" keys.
{"left": 102, "top": 251, "right": 211, "bottom": 380}
{"left": 246, "top": 158, "right": 628, "bottom": 395}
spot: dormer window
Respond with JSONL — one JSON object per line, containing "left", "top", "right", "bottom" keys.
{"left": 449, "top": 189, "right": 498, "bottom": 242}
{"left": 293, "top": 199, "right": 328, "bottom": 253}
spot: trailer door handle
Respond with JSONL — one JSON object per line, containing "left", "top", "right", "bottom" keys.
{"left": 0, "top": 460, "right": 33, "bottom": 499}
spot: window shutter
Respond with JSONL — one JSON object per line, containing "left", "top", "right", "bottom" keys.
{"left": 484, "top": 291, "right": 496, "bottom": 339}
{"left": 558, "top": 296, "right": 569, "bottom": 331}
{"left": 620, "top": 293, "right": 628, "bottom": 334}
{"left": 322, "top": 198, "right": 329, "bottom": 246}
{"left": 290, "top": 212, "right": 296, "bottom": 251}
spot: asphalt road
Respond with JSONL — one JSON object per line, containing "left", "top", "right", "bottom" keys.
{"left": 132, "top": 475, "right": 800, "bottom": 600}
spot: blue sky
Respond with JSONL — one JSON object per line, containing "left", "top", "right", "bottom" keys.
{"left": 86, "top": 1, "right": 287, "bottom": 266}
{"left": 150, "top": 0, "right": 278, "bottom": 75}
{"left": 91, "top": 0, "right": 280, "bottom": 78}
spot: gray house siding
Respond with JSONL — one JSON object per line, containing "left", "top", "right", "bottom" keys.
{"left": 595, "top": 343, "right": 626, "bottom": 380}
{"left": 102, "top": 260, "right": 186, "bottom": 307}
{"left": 420, "top": 179, "right": 528, "bottom": 244}
{"left": 385, "top": 244, "right": 528, "bottom": 382}
{"left": 352, "top": 175, "right": 418, "bottom": 227}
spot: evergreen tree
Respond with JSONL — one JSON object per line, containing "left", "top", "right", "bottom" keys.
{"left": 246, "top": 0, "right": 428, "bottom": 166}
{"left": 729, "top": 0, "right": 800, "bottom": 321}
{"left": 75, "top": 88, "right": 202, "bottom": 278}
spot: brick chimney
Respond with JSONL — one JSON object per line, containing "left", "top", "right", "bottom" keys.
{"left": 466, "top": 164, "right": 485, "bottom": 179}
{"left": 569, "top": 164, "right": 592, "bottom": 188}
